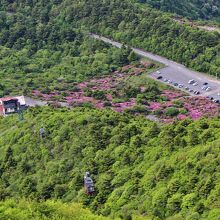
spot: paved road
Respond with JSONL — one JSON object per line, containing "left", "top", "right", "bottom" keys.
{"left": 91, "top": 34, "right": 220, "bottom": 101}
{"left": 24, "top": 97, "right": 69, "bottom": 107}
{"left": 25, "top": 97, "right": 48, "bottom": 107}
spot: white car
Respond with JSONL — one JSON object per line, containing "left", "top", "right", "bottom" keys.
{"left": 193, "top": 82, "right": 198, "bottom": 86}
{"left": 188, "top": 79, "right": 195, "bottom": 84}
{"left": 218, "top": 93, "right": 220, "bottom": 96}
{"left": 206, "top": 87, "right": 211, "bottom": 91}
{"left": 156, "top": 71, "right": 161, "bottom": 74}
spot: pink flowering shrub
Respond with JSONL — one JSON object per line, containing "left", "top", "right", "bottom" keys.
{"left": 149, "top": 102, "right": 162, "bottom": 110}
{"left": 31, "top": 65, "right": 219, "bottom": 122}
{"left": 177, "top": 114, "right": 187, "bottom": 120}
{"left": 32, "top": 65, "right": 142, "bottom": 112}
{"left": 189, "top": 110, "right": 203, "bottom": 120}
{"left": 162, "top": 90, "right": 185, "bottom": 100}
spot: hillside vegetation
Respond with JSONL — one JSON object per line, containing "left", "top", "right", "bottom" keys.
{"left": 0, "top": 1, "right": 220, "bottom": 220}
{"left": 0, "top": 107, "right": 220, "bottom": 219}
{"left": 0, "top": 199, "right": 109, "bottom": 220}
{"left": 136, "top": 0, "right": 220, "bottom": 21}
{"left": 0, "top": 30, "right": 137, "bottom": 97}
{"left": 0, "top": 0, "right": 219, "bottom": 83}
{"left": 69, "top": 0, "right": 220, "bottom": 77}
{"left": 0, "top": 1, "right": 139, "bottom": 97}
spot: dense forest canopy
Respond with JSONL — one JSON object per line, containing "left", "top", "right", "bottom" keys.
{"left": 0, "top": 1, "right": 220, "bottom": 220}
{"left": 0, "top": 107, "right": 220, "bottom": 219}
{"left": 137, "top": 0, "right": 220, "bottom": 21}
{"left": 0, "top": 0, "right": 219, "bottom": 82}
{"left": 0, "top": 199, "right": 109, "bottom": 220}
{"left": 0, "top": 36, "right": 137, "bottom": 97}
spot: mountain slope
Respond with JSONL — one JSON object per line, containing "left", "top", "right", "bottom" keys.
{"left": 0, "top": 107, "right": 220, "bottom": 219}
{"left": 1, "top": 0, "right": 219, "bottom": 79}
{"left": 137, "top": 0, "right": 220, "bottom": 21}
{"left": 0, "top": 1, "right": 220, "bottom": 219}
{"left": 0, "top": 199, "right": 109, "bottom": 220}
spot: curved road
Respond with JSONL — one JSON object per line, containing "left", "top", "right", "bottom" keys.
{"left": 91, "top": 34, "right": 220, "bottom": 100}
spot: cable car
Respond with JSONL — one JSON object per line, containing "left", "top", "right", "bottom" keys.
{"left": 84, "top": 172, "right": 95, "bottom": 195}
{"left": 40, "top": 127, "right": 46, "bottom": 138}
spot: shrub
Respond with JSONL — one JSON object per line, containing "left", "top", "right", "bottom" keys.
{"left": 165, "top": 107, "right": 180, "bottom": 117}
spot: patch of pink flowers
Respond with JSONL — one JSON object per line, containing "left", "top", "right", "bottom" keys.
{"left": 177, "top": 114, "right": 187, "bottom": 120}
{"left": 149, "top": 102, "right": 162, "bottom": 110}
{"left": 183, "top": 96, "right": 219, "bottom": 120}
{"left": 94, "top": 102, "right": 105, "bottom": 109}
{"left": 31, "top": 65, "right": 219, "bottom": 123}
{"left": 162, "top": 90, "right": 185, "bottom": 100}
{"left": 32, "top": 65, "right": 143, "bottom": 112}
{"left": 77, "top": 82, "right": 88, "bottom": 89}
{"left": 106, "top": 94, "right": 113, "bottom": 101}
{"left": 32, "top": 90, "right": 58, "bottom": 101}
{"left": 189, "top": 110, "right": 203, "bottom": 120}
{"left": 112, "top": 98, "right": 136, "bottom": 112}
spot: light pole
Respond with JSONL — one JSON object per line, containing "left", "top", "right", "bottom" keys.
{"left": 18, "top": 109, "right": 24, "bottom": 121}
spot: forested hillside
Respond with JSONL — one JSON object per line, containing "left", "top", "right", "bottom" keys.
{"left": 0, "top": 36, "right": 136, "bottom": 97}
{"left": 0, "top": 199, "right": 109, "bottom": 220}
{"left": 0, "top": 1, "right": 220, "bottom": 220}
{"left": 137, "top": 0, "right": 220, "bottom": 21}
{"left": 0, "top": 2, "right": 138, "bottom": 97}
{"left": 0, "top": 0, "right": 219, "bottom": 82}
{"left": 0, "top": 107, "right": 220, "bottom": 219}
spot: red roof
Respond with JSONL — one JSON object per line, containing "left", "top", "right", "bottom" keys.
{"left": 0, "top": 97, "right": 18, "bottom": 102}
{"left": 0, "top": 105, "right": 4, "bottom": 113}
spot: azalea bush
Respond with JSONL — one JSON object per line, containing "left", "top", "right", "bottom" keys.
{"left": 32, "top": 67, "right": 220, "bottom": 122}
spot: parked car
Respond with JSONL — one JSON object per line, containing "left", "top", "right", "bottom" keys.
{"left": 189, "top": 89, "right": 194, "bottom": 93}
{"left": 213, "top": 99, "right": 219, "bottom": 103}
{"left": 156, "top": 71, "right": 161, "bottom": 74}
{"left": 185, "top": 87, "right": 189, "bottom": 90}
{"left": 206, "top": 87, "right": 211, "bottom": 91}
{"left": 203, "top": 82, "right": 208, "bottom": 85}
{"left": 193, "top": 82, "right": 198, "bottom": 86}
{"left": 157, "top": 76, "right": 162, "bottom": 80}
{"left": 173, "top": 82, "right": 178, "bottom": 86}
{"left": 188, "top": 79, "right": 195, "bottom": 84}
{"left": 194, "top": 91, "right": 200, "bottom": 95}
{"left": 202, "top": 86, "right": 208, "bottom": 90}
{"left": 178, "top": 84, "right": 184, "bottom": 88}
{"left": 164, "top": 78, "right": 168, "bottom": 82}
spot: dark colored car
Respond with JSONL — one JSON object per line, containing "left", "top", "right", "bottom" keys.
{"left": 203, "top": 82, "right": 208, "bottom": 85}
{"left": 157, "top": 76, "right": 163, "bottom": 80}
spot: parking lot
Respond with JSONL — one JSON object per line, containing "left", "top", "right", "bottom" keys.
{"left": 92, "top": 34, "right": 220, "bottom": 103}
{"left": 151, "top": 66, "right": 220, "bottom": 103}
